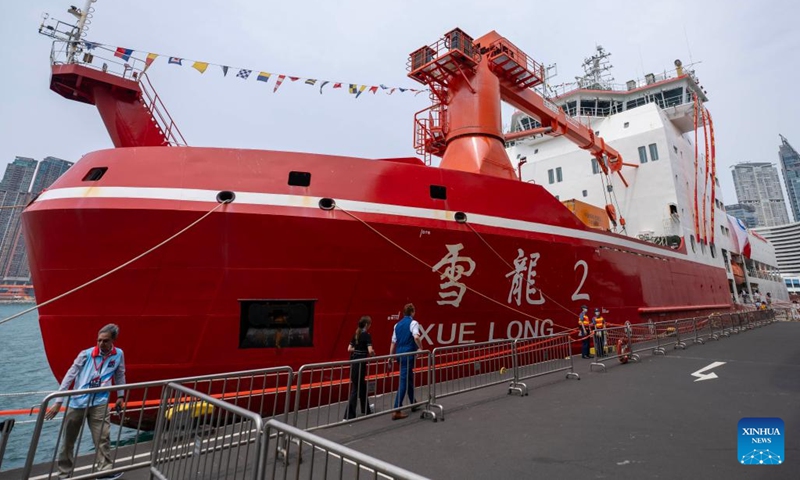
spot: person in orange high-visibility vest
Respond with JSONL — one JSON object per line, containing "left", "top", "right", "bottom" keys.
{"left": 578, "top": 305, "right": 593, "bottom": 358}
{"left": 592, "top": 308, "right": 606, "bottom": 357}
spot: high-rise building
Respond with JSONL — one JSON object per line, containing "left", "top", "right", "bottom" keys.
{"left": 724, "top": 203, "right": 759, "bottom": 228}
{"left": 731, "top": 162, "right": 791, "bottom": 227}
{"left": 0, "top": 157, "right": 37, "bottom": 192}
{"left": 0, "top": 156, "right": 74, "bottom": 283}
{"left": 754, "top": 221, "right": 800, "bottom": 276}
{"left": 31, "top": 156, "right": 73, "bottom": 195}
{"left": 778, "top": 134, "right": 800, "bottom": 223}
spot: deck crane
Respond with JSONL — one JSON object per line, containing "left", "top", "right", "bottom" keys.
{"left": 408, "top": 29, "right": 635, "bottom": 187}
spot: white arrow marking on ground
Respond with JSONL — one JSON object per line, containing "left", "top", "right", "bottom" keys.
{"left": 691, "top": 361, "right": 726, "bottom": 382}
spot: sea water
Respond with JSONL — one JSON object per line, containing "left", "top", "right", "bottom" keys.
{"left": 0, "top": 305, "right": 140, "bottom": 472}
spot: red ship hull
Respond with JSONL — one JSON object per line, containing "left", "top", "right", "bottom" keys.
{"left": 23, "top": 146, "right": 732, "bottom": 385}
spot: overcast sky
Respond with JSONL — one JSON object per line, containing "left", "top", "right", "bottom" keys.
{"left": 1, "top": 0, "right": 798, "bottom": 205}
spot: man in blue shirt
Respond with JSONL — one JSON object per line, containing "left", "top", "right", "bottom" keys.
{"left": 388, "top": 303, "right": 422, "bottom": 420}
{"left": 46, "top": 324, "right": 126, "bottom": 480}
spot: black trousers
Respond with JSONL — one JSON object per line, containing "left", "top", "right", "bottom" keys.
{"left": 346, "top": 357, "right": 372, "bottom": 419}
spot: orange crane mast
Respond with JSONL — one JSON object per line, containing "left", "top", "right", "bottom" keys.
{"left": 408, "top": 29, "right": 633, "bottom": 186}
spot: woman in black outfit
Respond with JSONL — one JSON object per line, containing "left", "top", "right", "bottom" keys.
{"left": 345, "top": 316, "right": 376, "bottom": 420}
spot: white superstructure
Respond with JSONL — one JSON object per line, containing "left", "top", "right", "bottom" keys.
{"left": 505, "top": 53, "right": 788, "bottom": 304}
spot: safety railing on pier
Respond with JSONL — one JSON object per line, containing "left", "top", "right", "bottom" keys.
{"left": 292, "top": 351, "right": 431, "bottom": 432}
{"left": 150, "top": 383, "right": 265, "bottom": 480}
{"left": 6, "top": 307, "right": 789, "bottom": 478}
{"left": 263, "top": 419, "right": 429, "bottom": 480}
{"left": 21, "top": 366, "right": 292, "bottom": 479}
{"left": 512, "top": 333, "right": 579, "bottom": 395}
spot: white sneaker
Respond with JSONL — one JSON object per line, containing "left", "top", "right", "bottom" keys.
{"left": 98, "top": 473, "right": 123, "bottom": 480}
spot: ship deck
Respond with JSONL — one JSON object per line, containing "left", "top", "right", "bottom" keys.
{"left": 5, "top": 321, "right": 798, "bottom": 480}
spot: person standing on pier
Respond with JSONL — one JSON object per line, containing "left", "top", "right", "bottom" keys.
{"left": 344, "top": 316, "right": 376, "bottom": 420}
{"left": 578, "top": 305, "right": 593, "bottom": 358}
{"left": 389, "top": 303, "right": 423, "bottom": 420}
{"left": 592, "top": 308, "right": 606, "bottom": 357}
{"left": 45, "top": 324, "right": 126, "bottom": 480}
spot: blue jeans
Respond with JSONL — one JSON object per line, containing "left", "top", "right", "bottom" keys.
{"left": 394, "top": 356, "right": 415, "bottom": 408}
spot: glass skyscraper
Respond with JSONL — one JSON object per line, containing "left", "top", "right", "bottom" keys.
{"left": 731, "top": 162, "right": 791, "bottom": 227}
{"left": 778, "top": 134, "right": 800, "bottom": 223}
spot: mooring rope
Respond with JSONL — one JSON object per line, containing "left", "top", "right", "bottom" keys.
{"left": 0, "top": 200, "right": 231, "bottom": 327}
{"left": 335, "top": 204, "right": 576, "bottom": 331}
{"left": 463, "top": 221, "right": 580, "bottom": 318}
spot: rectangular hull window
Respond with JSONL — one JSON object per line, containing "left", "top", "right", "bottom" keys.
{"left": 239, "top": 300, "right": 315, "bottom": 348}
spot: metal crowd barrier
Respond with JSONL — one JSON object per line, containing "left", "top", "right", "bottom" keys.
{"left": 292, "top": 351, "right": 432, "bottom": 432}
{"left": 512, "top": 332, "right": 579, "bottom": 394}
{"left": 150, "top": 383, "right": 265, "bottom": 480}
{"left": 0, "top": 419, "right": 14, "bottom": 470}
{"left": 590, "top": 323, "right": 639, "bottom": 372}
{"left": 428, "top": 339, "right": 516, "bottom": 419}
{"left": 22, "top": 366, "right": 293, "bottom": 479}
{"left": 263, "top": 419, "right": 429, "bottom": 480}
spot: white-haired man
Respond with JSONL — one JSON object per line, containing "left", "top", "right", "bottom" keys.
{"left": 46, "top": 323, "right": 126, "bottom": 479}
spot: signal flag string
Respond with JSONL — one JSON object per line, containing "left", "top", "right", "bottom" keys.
{"left": 0, "top": 200, "right": 231, "bottom": 328}
{"left": 83, "top": 40, "right": 428, "bottom": 99}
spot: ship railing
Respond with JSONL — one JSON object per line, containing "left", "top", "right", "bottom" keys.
{"left": 263, "top": 419, "right": 429, "bottom": 480}
{"left": 138, "top": 72, "right": 188, "bottom": 147}
{"left": 428, "top": 339, "right": 517, "bottom": 420}
{"left": 291, "top": 352, "right": 433, "bottom": 432}
{"left": 21, "top": 366, "right": 293, "bottom": 480}
{"left": 510, "top": 332, "right": 580, "bottom": 396}
{"left": 49, "top": 39, "right": 146, "bottom": 81}
{"left": 150, "top": 383, "right": 266, "bottom": 480}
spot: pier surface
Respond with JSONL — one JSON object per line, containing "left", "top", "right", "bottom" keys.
{"left": 5, "top": 321, "right": 798, "bottom": 480}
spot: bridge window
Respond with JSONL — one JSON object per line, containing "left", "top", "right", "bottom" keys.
{"left": 638, "top": 146, "right": 648, "bottom": 164}
{"left": 556, "top": 167, "right": 563, "bottom": 182}
{"left": 649, "top": 143, "right": 659, "bottom": 161}
{"left": 591, "top": 159, "right": 600, "bottom": 174}
{"left": 548, "top": 169, "right": 554, "bottom": 184}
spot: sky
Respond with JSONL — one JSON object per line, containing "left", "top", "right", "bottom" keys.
{"left": 1, "top": 0, "right": 799, "bottom": 205}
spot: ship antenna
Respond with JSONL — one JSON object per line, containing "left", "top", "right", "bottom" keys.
{"left": 66, "top": 0, "right": 97, "bottom": 63}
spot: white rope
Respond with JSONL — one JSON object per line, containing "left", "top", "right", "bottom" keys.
{"left": 0, "top": 200, "right": 230, "bottom": 327}
{"left": 0, "top": 391, "right": 54, "bottom": 397}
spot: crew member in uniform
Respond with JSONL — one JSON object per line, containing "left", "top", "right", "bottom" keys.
{"left": 578, "top": 305, "right": 593, "bottom": 359}
{"left": 592, "top": 308, "right": 606, "bottom": 357}
{"left": 388, "top": 303, "right": 423, "bottom": 420}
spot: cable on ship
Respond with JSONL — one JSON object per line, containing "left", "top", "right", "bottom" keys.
{"left": 462, "top": 221, "right": 580, "bottom": 318}
{"left": 333, "top": 202, "right": 577, "bottom": 331}
{"left": 0, "top": 196, "right": 233, "bottom": 328}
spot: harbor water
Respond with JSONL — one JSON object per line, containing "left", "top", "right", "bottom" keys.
{"left": 0, "top": 305, "right": 141, "bottom": 472}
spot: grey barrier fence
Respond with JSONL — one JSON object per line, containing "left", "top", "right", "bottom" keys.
{"left": 591, "top": 323, "right": 638, "bottom": 372}
{"left": 511, "top": 332, "right": 580, "bottom": 395}
{"left": 150, "top": 383, "right": 265, "bottom": 480}
{"left": 292, "top": 351, "right": 432, "bottom": 432}
{"left": 15, "top": 308, "right": 786, "bottom": 478}
{"left": 22, "top": 366, "right": 293, "bottom": 479}
{"left": 262, "top": 419, "right": 429, "bottom": 480}
{"left": 428, "top": 339, "right": 517, "bottom": 419}
{"left": 0, "top": 419, "right": 14, "bottom": 471}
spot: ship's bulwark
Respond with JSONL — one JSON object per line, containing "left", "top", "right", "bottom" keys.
{"left": 22, "top": 146, "right": 731, "bottom": 384}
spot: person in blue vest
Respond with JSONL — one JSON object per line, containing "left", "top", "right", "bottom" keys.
{"left": 46, "top": 324, "right": 126, "bottom": 480}
{"left": 388, "top": 303, "right": 423, "bottom": 420}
